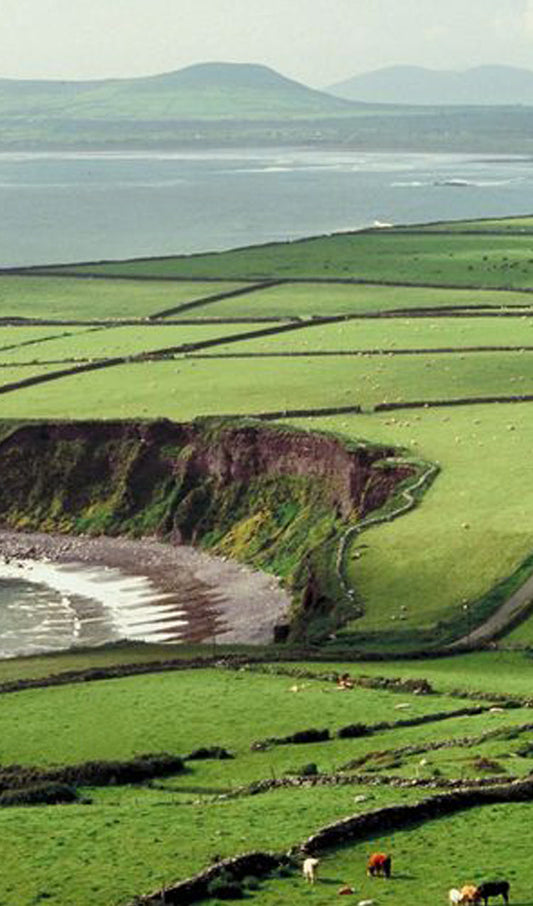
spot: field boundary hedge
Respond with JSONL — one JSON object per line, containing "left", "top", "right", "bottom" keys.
{"left": 213, "top": 770, "right": 520, "bottom": 802}
{"left": 129, "top": 777, "right": 533, "bottom": 905}
{"left": 147, "top": 279, "right": 284, "bottom": 320}
{"left": 249, "top": 703, "right": 499, "bottom": 751}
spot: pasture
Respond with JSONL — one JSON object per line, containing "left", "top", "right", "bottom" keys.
{"left": 2, "top": 216, "right": 533, "bottom": 905}
{"left": 0, "top": 656, "right": 532, "bottom": 906}
{"left": 2, "top": 216, "right": 533, "bottom": 648}
{"left": 43, "top": 230, "right": 533, "bottom": 287}
{"left": 0, "top": 276, "right": 245, "bottom": 320}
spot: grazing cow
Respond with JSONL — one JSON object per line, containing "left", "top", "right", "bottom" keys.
{"left": 449, "top": 888, "right": 464, "bottom": 906}
{"left": 461, "top": 885, "right": 481, "bottom": 904}
{"left": 475, "top": 882, "right": 510, "bottom": 906}
{"left": 302, "top": 857, "right": 320, "bottom": 884}
{"left": 367, "top": 852, "right": 391, "bottom": 878}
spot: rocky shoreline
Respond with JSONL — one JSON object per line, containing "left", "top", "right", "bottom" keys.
{"left": 0, "top": 530, "right": 290, "bottom": 649}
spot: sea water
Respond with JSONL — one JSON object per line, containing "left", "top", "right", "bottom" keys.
{"left": 1, "top": 146, "right": 532, "bottom": 654}
{"left": 0, "top": 148, "right": 532, "bottom": 267}
{"left": 0, "top": 558, "right": 188, "bottom": 658}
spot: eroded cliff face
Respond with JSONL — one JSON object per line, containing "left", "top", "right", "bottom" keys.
{"left": 0, "top": 418, "right": 421, "bottom": 641}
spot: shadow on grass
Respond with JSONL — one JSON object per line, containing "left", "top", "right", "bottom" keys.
{"left": 150, "top": 782, "right": 231, "bottom": 795}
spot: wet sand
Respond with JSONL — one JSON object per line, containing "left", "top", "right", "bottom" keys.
{"left": 0, "top": 530, "right": 291, "bottom": 648}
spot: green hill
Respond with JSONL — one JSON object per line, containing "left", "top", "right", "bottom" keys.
{"left": 0, "top": 62, "right": 357, "bottom": 120}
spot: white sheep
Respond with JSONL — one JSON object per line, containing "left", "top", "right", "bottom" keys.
{"left": 303, "top": 857, "right": 320, "bottom": 884}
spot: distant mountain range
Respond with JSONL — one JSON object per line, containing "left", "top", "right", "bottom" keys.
{"left": 0, "top": 61, "right": 532, "bottom": 153}
{"left": 0, "top": 62, "right": 356, "bottom": 121}
{"left": 327, "top": 65, "right": 533, "bottom": 106}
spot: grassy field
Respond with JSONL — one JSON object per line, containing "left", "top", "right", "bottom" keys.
{"left": 0, "top": 276, "right": 246, "bottom": 320}
{"left": 198, "top": 315, "right": 533, "bottom": 353}
{"left": 46, "top": 231, "right": 533, "bottom": 287}
{"left": 247, "top": 801, "right": 533, "bottom": 906}
{"left": 180, "top": 283, "right": 533, "bottom": 319}
{"left": 4, "top": 217, "right": 533, "bottom": 906}
{"left": 0, "top": 659, "right": 532, "bottom": 906}
{"left": 399, "top": 215, "right": 533, "bottom": 233}
{"left": 2, "top": 215, "right": 533, "bottom": 649}
{"left": 2, "top": 351, "right": 533, "bottom": 417}
{"left": 0, "top": 322, "right": 271, "bottom": 364}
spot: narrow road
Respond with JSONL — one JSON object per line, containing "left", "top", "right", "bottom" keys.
{"left": 448, "top": 572, "right": 533, "bottom": 649}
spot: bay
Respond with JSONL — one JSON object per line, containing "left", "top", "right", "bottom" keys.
{"left": 0, "top": 148, "right": 532, "bottom": 268}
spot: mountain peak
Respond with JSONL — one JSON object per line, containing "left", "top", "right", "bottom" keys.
{"left": 327, "top": 64, "right": 533, "bottom": 106}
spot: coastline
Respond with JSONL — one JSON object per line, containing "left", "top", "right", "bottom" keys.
{"left": 0, "top": 530, "right": 290, "bottom": 650}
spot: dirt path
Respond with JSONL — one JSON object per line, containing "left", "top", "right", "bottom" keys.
{"left": 448, "top": 573, "right": 533, "bottom": 649}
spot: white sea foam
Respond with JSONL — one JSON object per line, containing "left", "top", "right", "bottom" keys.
{"left": 0, "top": 557, "right": 188, "bottom": 654}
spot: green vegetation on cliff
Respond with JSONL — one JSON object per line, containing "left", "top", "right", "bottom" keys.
{"left": 0, "top": 418, "right": 428, "bottom": 642}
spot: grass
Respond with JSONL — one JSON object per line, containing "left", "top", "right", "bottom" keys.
{"left": 0, "top": 781, "right": 420, "bottom": 906}
{"left": 182, "top": 283, "right": 533, "bottom": 319}
{"left": 0, "top": 276, "right": 245, "bottom": 320}
{"left": 0, "top": 322, "right": 272, "bottom": 364}
{"left": 288, "top": 404, "right": 533, "bottom": 646}
{"left": 250, "top": 801, "right": 533, "bottom": 906}
{"left": 0, "top": 660, "right": 531, "bottom": 906}
{"left": 4, "top": 351, "right": 533, "bottom": 420}
{"left": 196, "top": 315, "right": 533, "bottom": 354}
{"left": 48, "top": 232, "right": 533, "bottom": 287}
{"left": 288, "top": 650, "right": 533, "bottom": 698}
{"left": 404, "top": 216, "right": 533, "bottom": 233}
{"left": 0, "top": 669, "right": 469, "bottom": 766}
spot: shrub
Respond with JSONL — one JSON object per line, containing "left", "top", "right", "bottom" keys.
{"left": 0, "top": 783, "right": 78, "bottom": 807}
{"left": 207, "top": 870, "right": 244, "bottom": 900}
{"left": 337, "top": 723, "right": 371, "bottom": 739}
{"left": 186, "top": 747, "right": 234, "bottom": 761}
{"left": 471, "top": 756, "right": 506, "bottom": 773}
{"left": 57, "top": 753, "right": 185, "bottom": 786}
{"left": 283, "top": 728, "right": 330, "bottom": 744}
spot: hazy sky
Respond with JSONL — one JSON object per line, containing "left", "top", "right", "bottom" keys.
{"left": 2, "top": 0, "right": 533, "bottom": 86}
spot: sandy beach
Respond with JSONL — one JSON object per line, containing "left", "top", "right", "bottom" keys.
{"left": 0, "top": 530, "right": 291, "bottom": 651}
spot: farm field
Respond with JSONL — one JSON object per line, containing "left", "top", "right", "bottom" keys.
{"left": 245, "top": 801, "right": 533, "bottom": 906}
{"left": 3, "top": 216, "right": 533, "bottom": 906}
{"left": 44, "top": 231, "right": 533, "bottom": 287}
{"left": 0, "top": 322, "right": 272, "bottom": 364}
{"left": 0, "top": 276, "right": 247, "bottom": 320}
{"left": 0, "top": 660, "right": 532, "bottom": 906}
{"left": 2, "top": 216, "right": 533, "bottom": 649}
{"left": 197, "top": 314, "right": 533, "bottom": 352}
{"left": 398, "top": 215, "right": 533, "bottom": 233}
{"left": 5, "top": 352, "right": 533, "bottom": 417}
{"left": 165, "top": 283, "right": 533, "bottom": 319}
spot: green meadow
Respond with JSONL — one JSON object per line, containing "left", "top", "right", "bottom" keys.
{"left": 0, "top": 276, "right": 245, "bottom": 320}
{"left": 2, "top": 216, "right": 533, "bottom": 648}
{"left": 179, "top": 283, "right": 533, "bottom": 319}
{"left": 0, "top": 659, "right": 532, "bottom": 906}
{"left": 0, "top": 322, "right": 268, "bottom": 365}
{"left": 2, "top": 350, "right": 533, "bottom": 415}
{"left": 48, "top": 231, "right": 533, "bottom": 287}
{"left": 199, "top": 315, "right": 533, "bottom": 352}
{"left": 249, "top": 801, "right": 533, "bottom": 906}
{"left": 2, "top": 216, "right": 533, "bottom": 905}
